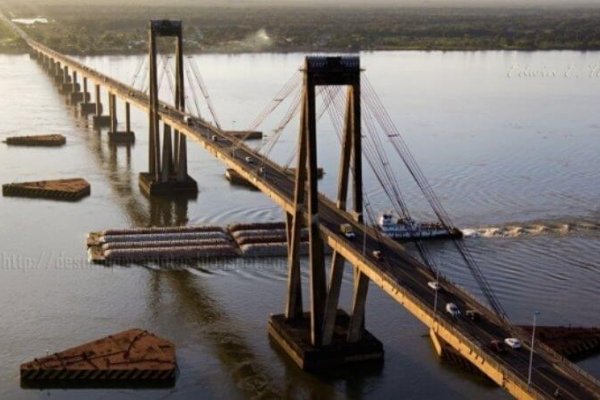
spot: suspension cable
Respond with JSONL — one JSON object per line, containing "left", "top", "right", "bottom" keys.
{"left": 187, "top": 57, "right": 222, "bottom": 129}
{"left": 361, "top": 74, "right": 507, "bottom": 319}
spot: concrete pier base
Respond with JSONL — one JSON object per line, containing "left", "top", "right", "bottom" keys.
{"left": 80, "top": 103, "right": 101, "bottom": 115}
{"left": 108, "top": 130, "right": 136, "bottom": 144}
{"left": 268, "top": 311, "right": 384, "bottom": 372}
{"left": 139, "top": 173, "right": 198, "bottom": 197}
{"left": 93, "top": 115, "right": 112, "bottom": 128}
{"left": 60, "top": 83, "right": 80, "bottom": 94}
{"left": 69, "top": 92, "right": 91, "bottom": 104}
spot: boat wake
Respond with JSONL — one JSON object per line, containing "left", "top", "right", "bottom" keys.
{"left": 462, "top": 219, "right": 600, "bottom": 239}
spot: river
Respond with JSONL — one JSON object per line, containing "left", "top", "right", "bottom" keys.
{"left": 0, "top": 50, "right": 599, "bottom": 399}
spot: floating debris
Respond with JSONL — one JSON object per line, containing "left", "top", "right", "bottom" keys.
{"left": 20, "top": 328, "right": 176, "bottom": 388}
{"left": 3, "top": 178, "right": 90, "bottom": 201}
{"left": 3, "top": 134, "right": 66, "bottom": 147}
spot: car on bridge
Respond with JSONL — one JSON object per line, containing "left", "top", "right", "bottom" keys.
{"left": 340, "top": 223, "right": 356, "bottom": 239}
{"left": 465, "top": 309, "right": 480, "bottom": 321}
{"left": 445, "top": 302, "right": 461, "bottom": 318}
{"left": 504, "top": 338, "right": 522, "bottom": 349}
{"left": 372, "top": 250, "right": 383, "bottom": 260}
{"left": 427, "top": 281, "right": 441, "bottom": 291}
{"left": 489, "top": 339, "right": 507, "bottom": 354}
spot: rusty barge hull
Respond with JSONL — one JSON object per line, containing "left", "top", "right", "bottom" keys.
{"left": 3, "top": 134, "right": 66, "bottom": 147}
{"left": 20, "top": 329, "right": 177, "bottom": 388}
{"left": 3, "top": 178, "right": 90, "bottom": 201}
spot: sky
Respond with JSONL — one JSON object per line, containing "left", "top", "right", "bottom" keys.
{"left": 22, "top": 0, "right": 600, "bottom": 6}
{"left": 194, "top": 0, "right": 600, "bottom": 6}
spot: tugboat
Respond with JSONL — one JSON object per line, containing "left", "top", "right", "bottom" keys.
{"left": 376, "top": 213, "right": 462, "bottom": 241}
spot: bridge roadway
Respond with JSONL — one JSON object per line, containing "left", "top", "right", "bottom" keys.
{"left": 8, "top": 16, "right": 598, "bottom": 399}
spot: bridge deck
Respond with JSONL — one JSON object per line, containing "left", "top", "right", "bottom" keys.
{"left": 4, "top": 12, "right": 598, "bottom": 399}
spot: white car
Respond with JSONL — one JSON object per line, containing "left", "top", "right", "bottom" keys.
{"left": 428, "top": 281, "right": 441, "bottom": 291}
{"left": 445, "top": 302, "right": 461, "bottom": 318}
{"left": 245, "top": 156, "right": 254, "bottom": 164}
{"left": 504, "top": 338, "right": 522, "bottom": 349}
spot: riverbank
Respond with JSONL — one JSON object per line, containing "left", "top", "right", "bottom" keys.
{"left": 2, "top": 5, "right": 600, "bottom": 55}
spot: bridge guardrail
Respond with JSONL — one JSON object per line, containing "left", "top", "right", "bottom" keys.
{"left": 321, "top": 223, "right": 548, "bottom": 399}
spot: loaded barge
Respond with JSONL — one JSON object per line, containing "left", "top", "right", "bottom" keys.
{"left": 86, "top": 222, "right": 311, "bottom": 264}
{"left": 87, "top": 216, "right": 462, "bottom": 265}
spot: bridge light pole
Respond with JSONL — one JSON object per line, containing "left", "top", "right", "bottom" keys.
{"left": 433, "top": 267, "right": 440, "bottom": 315}
{"left": 528, "top": 311, "right": 540, "bottom": 388}
{"left": 362, "top": 197, "right": 368, "bottom": 256}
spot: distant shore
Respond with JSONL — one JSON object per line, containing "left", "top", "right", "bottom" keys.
{"left": 2, "top": 5, "right": 600, "bottom": 55}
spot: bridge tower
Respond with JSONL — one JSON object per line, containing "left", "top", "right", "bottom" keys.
{"left": 269, "top": 56, "right": 383, "bottom": 371}
{"left": 139, "top": 20, "right": 198, "bottom": 197}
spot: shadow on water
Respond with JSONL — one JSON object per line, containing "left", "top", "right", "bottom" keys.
{"left": 49, "top": 65, "right": 502, "bottom": 400}
{"left": 66, "top": 99, "right": 290, "bottom": 398}
{"left": 87, "top": 119, "right": 191, "bottom": 228}
{"left": 149, "top": 269, "right": 283, "bottom": 399}
{"left": 268, "top": 335, "right": 380, "bottom": 400}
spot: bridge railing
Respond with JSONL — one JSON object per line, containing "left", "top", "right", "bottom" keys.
{"left": 321, "top": 223, "right": 549, "bottom": 399}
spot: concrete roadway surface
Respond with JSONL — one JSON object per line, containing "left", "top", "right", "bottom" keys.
{"left": 204, "top": 129, "right": 597, "bottom": 400}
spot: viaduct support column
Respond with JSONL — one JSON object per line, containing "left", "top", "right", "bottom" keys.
{"left": 79, "top": 77, "right": 96, "bottom": 115}
{"left": 68, "top": 71, "right": 84, "bottom": 104}
{"left": 107, "top": 95, "right": 135, "bottom": 144}
{"left": 54, "top": 62, "right": 63, "bottom": 84}
{"left": 92, "top": 84, "right": 111, "bottom": 128}
{"left": 60, "top": 66, "right": 73, "bottom": 94}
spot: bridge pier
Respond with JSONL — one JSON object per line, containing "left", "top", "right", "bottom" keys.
{"left": 45, "top": 55, "right": 52, "bottom": 71}
{"left": 269, "top": 56, "right": 382, "bottom": 371}
{"left": 59, "top": 66, "right": 76, "bottom": 94}
{"left": 68, "top": 71, "right": 87, "bottom": 104}
{"left": 139, "top": 20, "right": 197, "bottom": 197}
{"left": 54, "top": 63, "right": 64, "bottom": 84}
{"left": 107, "top": 93, "right": 135, "bottom": 144}
{"left": 79, "top": 78, "right": 98, "bottom": 115}
{"left": 92, "top": 84, "right": 111, "bottom": 128}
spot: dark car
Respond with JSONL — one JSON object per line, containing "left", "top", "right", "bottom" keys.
{"left": 465, "top": 309, "right": 479, "bottom": 321}
{"left": 489, "top": 340, "right": 507, "bottom": 354}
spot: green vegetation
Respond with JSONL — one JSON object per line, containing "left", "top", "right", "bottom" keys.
{"left": 2, "top": 3, "right": 600, "bottom": 54}
{"left": 0, "top": 16, "right": 24, "bottom": 53}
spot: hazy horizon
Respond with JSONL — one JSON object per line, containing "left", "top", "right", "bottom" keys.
{"left": 9, "top": 0, "right": 600, "bottom": 7}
